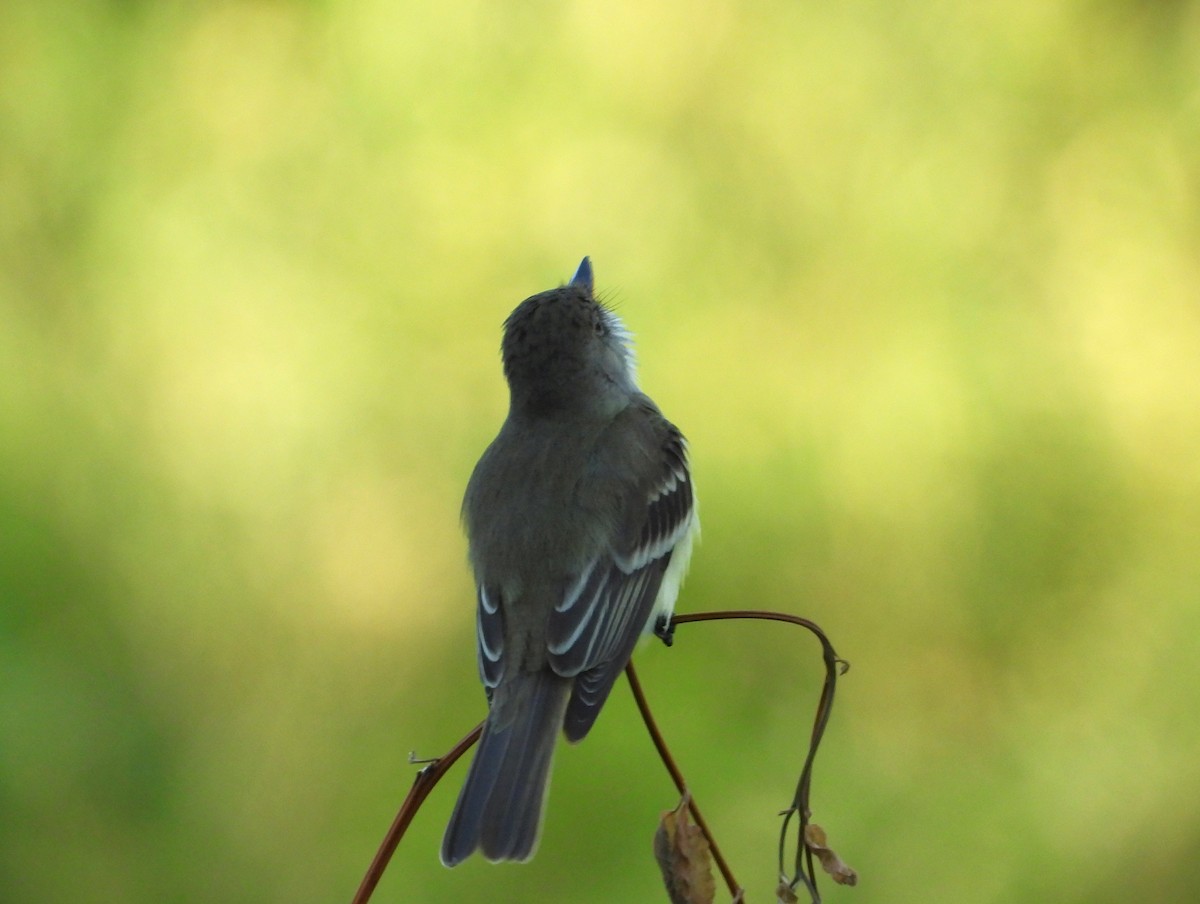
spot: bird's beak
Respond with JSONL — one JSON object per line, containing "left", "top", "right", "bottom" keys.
{"left": 570, "top": 256, "right": 594, "bottom": 292}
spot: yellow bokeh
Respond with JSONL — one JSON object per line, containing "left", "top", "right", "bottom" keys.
{"left": 2, "top": 1, "right": 1199, "bottom": 901}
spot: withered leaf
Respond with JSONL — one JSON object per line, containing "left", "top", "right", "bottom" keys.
{"left": 803, "top": 822, "right": 858, "bottom": 887}
{"left": 653, "top": 793, "right": 716, "bottom": 904}
{"left": 775, "top": 879, "right": 800, "bottom": 902}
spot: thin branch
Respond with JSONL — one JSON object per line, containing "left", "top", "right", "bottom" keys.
{"left": 352, "top": 608, "right": 846, "bottom": 903}
{"left": 626, "top": 661, "right": 745, "bottom": 901}
{"left": 667, "top": 609, "right": 848, "bottom": 902}
{"left": 350, "top": 721, "right": 482, "bottom": 904}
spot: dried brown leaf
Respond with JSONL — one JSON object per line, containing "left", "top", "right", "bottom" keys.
{"left": 803, "top": 823, "right": 858, "bottom": 887}
{"left": 775, "top": 879, "right": 800, "bottom": 902}
{"left": 653, "top": 793, "right": 716, "bottom": 904}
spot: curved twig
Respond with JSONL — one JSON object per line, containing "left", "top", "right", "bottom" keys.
{"left": 626, "top": 661, "right": 745, "bottom": 900}
{"left": 665, "top": 609, "right": 848, "bottom": 902}
{"left": 352, "top": 608, "right": 846, "bottom": 903}
{"left": 350, "top": 721, "right": 482, "bottom": 904}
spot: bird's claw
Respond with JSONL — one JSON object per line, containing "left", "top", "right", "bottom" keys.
{"left": 654, "top": 615, "right": 675, "bottom": 647}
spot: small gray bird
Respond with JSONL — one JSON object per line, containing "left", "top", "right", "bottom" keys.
{"left": 440, "top": 257, "right": 699, "bottom": 866}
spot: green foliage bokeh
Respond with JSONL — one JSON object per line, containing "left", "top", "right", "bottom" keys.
{"left": 3, "top": 1, "right": 1199, "bottom": 901}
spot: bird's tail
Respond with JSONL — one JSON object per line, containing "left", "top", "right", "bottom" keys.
{"left": 440, "top": 671, "right": 571, "bottom": 866}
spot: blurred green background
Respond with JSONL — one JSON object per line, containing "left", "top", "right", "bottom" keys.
{"left": 3, "top": 0, "right": 1199, "bottom": 901}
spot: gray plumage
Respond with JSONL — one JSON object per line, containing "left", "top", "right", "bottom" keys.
{"left": 441, "top": 258, "right": 698, "bottom": 867}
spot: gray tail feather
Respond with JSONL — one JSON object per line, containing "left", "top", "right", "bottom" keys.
{"left": 440, "top": 671, "right": 571, "bottom": 866}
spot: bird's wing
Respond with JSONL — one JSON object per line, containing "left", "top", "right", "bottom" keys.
{"left": 546, "top": 404, "right": 697, "bottom": 742}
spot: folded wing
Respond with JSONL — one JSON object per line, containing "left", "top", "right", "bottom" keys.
{"left": 546, "top": 414, "right": 697, "bottom": 742}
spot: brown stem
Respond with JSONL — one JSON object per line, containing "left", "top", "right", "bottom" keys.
{"left": 350, "top": 721, "right": 483, "bottom": 904}
{"left": 353, "top": 608, "right": 845, "bottom": 903}
{"left": 673, "top": 609, "right": 846, "bottom": 902}
{"left": 626, "top": 661, "right": 745, "bottom": 900}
